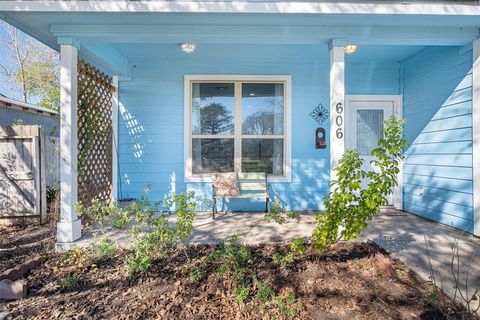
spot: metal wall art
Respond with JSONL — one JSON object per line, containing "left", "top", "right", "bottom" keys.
{"left": 310, "top": 103, "right": 328, "bottom": 149}
{"left": 309, "top": 103, "right": 329, "bottom": 125}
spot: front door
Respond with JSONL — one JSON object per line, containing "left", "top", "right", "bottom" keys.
{"left": 346, "top": 96, "right": 400, "bottom": 206}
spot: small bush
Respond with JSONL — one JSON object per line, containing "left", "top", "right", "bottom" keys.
{"left": 290, "top": 238, "right": 305, "bottom": 255}
{"left": 111, "top": 209, "right": 131, "bottom": 229}
{"left": 60, "top": 274, "right": 80, "bottom": 291}
{"left": 189, "top": 266, "right": 205, "bottom": 284}
{"left": 272, "top": 252, "right": 294, "bottom": 266}
{"left": 256, "top": 281, "right": 275, "bottom": 302}
{"left": 233, "top": 286, "right": 250, "bottom": 304}
{"left": 312, "top": 117, "right": 407, "bottom": 251}
{"left": 94, "top": 236, "right": 116, "bottom": 258}
{"left": 207, "top": 235, "right": 252, "bottom": 284}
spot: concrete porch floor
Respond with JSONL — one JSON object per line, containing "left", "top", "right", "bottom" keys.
{"left": 70, "top": 208, "right": 480, "bottom": 304}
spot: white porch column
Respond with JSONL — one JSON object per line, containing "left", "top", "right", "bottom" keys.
{"left": 57, "top": 43, "right": 82, "bottom": 243}
{"left": 472, "top": 39, "right": 480, "bottom": 236}
{"left": 329, "top": 43, "right": 345, "bottom": 188}
{"left": 112, "top": 75, "right": 119, "bottom": 201}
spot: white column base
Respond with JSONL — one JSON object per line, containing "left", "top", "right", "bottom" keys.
{"left": 57, "top": 219, "right": 82, "bottom": 243}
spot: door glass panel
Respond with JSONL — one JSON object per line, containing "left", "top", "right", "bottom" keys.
{"left": 192, "top": 83, "right": 234, "bottom": 135}
{"left": 356, "top": 109, "right": 383, "bottom": 155}
{"left": 242, "top": 83, "right": 284, "bottom": 135}
{"left": 241, "top": 139, "right": 283, "bottom": 175}
{"left": 192, "top": 138, "right": 234, "bottom": 174}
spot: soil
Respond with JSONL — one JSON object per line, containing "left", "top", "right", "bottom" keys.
{"left": 0, "top": 225, "right": 472, "bottom": 320}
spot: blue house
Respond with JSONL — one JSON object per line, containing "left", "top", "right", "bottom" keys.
{"left": 1, "top": 0, "right": 479, "bottom": 244}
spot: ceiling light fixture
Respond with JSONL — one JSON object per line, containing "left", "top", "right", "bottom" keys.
{"left": 344, "top": 44, "right": 358, "bottom": 55}
{"left": 180, "top": 43, "right": 197, "bottom": 54}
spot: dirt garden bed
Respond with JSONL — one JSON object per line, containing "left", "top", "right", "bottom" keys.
{"left": 0, "top": 228, "right": 470, "bottom": 320}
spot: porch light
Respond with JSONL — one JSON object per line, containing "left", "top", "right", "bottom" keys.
{"left": 344, "top": 44, "right": 358, "bottom": 55}
{"left": 180, "top": 43, "right": 197, "bottom": 54}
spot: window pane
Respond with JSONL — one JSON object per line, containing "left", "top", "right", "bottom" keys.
{"left": 242, "top": 139, "right": 283, "bottom": 175}
{"left": 192, "top": 139, "right": 234, "bottom": 174}
{"left": 356, "top": 109, "right": 384, "bottom": 155}
{"left": 192, "top": 83, "right": 234, "bottom": 135}
{"left": 242, "top": 83, "right": 284, "bottom": 135}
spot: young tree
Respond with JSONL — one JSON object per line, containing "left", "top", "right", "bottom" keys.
{"left": 0, "top": 22, "right": 59, "bottom": 109}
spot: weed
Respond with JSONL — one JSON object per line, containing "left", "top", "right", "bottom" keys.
{"left": 264, "top": 200, "right": 298, "bottom": 224}
{"left": 189, "top": 266, "right": 205, "bottom": 284}
{"left": 60, "top": 274, "right": 80, "bottom": 291}
{"left": 233, "top": 286, "right": 250, "bottom": 304}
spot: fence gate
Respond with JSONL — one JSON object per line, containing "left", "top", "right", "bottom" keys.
{"left": 0, "top": 125, "right": 46, "bottom": 225}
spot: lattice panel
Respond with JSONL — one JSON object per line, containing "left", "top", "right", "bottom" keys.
{"left": 77, "top": 60, "right": 114, "bottom": 205}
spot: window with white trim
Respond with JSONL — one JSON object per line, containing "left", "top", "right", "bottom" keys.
{"left": 185, "top": 76, "right": 291, "bottom": 182}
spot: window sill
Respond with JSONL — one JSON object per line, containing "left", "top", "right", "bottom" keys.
{"left": 184, "top": 174, "right": 291, "bottom": 183}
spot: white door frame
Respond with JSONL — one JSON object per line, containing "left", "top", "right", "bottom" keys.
{"left": 345, "top": 94, "right": 403, "bottom": 210}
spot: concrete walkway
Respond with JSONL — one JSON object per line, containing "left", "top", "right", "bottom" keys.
{"left": 71, "top": 208, "right": 480, "bottom": 304}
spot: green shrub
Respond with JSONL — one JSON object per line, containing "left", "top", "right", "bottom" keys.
{"left": 272, "top": 252, "right": 294, "bottom": 266}
{"left": 312, "top": 117, "right": 407, "bottom": 251}
{"left": 233, "top": 286, "right": 250, "bottom": 303}
{"left": 111, "top": 209, "right": 131, "bottom": 229}
{"left": 256, "top": 281, "right": 275, "bottom": 302}
{"left": 94, "top": 236, "right": 116, "bottom": 258}
{"left": 207, "top": 235, "right": 252, "bottom": 284}
{"left": 274, "top": 295, "right": 296, "bottom": 318}
{"left": 189, "top": 266, "right": 205, "bottom": 284}
{"left": 60, "top": 274, "right": 80, "bottom": 291}
{"left": 290, "top": 238, "right": 305, "bottom": 255}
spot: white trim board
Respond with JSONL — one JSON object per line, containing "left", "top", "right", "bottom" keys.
{"left": 2, "top": 1, "right": 480, "bottom": 16}
{"left": 184, "top": 74, "right": 292, "bottom": 183}
{"left": 345, "top": 94, "right": 403, "bottom": 210}
{"left": 472, "top": 39, "right": 480, "bottom": 237}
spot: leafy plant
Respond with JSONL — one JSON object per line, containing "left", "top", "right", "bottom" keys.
{"left": 274, "top": 295, "right": 297, "bottom": 318}
{"left": 264, "top": 200, "right": 298, "bottom": 224}
{"left": 272, "top": 252, "right": 294, "bottom": 266}
{"left": 189, "top": 266, "right": 205, "bottom": 284}
{"left": 60, "top": 274, "right": 81, "bottom": 291}
{"left": 256, "top": 281, "right": 275, "bottom": 302}
{"left": 290, "top": 238, "right": 306, "bottom": 255}
{"left": 94, "top": 236, "right": 116, "bottom": 258}
{"left": 234, "top": 286, "right": 250, "bottom": 303}
{"left": 312, "top": 116, "right": 407, "bottom": 251}
{"left": 207, "top": 235, "right": 253, "bottom": 284}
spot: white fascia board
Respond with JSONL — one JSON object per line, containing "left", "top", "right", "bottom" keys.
{"left": 1, "top": 1, "right": 480, "bottom": 16}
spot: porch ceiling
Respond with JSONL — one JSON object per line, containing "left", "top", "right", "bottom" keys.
{"left": 1, "top": 6, "right": 478, "bottom": 76}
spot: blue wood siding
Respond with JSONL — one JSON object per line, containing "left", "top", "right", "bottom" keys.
{"left": 402, "top": 46, "right": 473, "bottom": 233}
{"left": 0, "top": 106, "right": 59, "bottom": 136}
{"left": 346, "top": 62, "right": 400, "bottom": 95}
{"left": 118, "top": 44, "right": 334, "bottom": 211}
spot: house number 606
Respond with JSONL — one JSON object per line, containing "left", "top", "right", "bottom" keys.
{"left": 335, "top": 102, "right": 343, "bottom": 139}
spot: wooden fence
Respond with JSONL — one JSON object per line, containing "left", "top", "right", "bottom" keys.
{"left": 0, "top": 125, "right": 47, "bottom": 225}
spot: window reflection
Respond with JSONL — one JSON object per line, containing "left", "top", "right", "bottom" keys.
{"left": 242, "top": 139, "right": 283, "bottom": 175}
{"left": 242, "top": 83, "right": 284, "bottom": 135}
{"left": 192, "top": 138, "right": 234, "bottom": 174}
{"left": 192, "top": 83, "right": 234, "bottom": 135}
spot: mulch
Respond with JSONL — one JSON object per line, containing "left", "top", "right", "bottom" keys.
{"left": 0, "top": 224, "right": 472, "bottom": 319}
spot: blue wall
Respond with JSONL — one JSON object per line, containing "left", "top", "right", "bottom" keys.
{"left": 402, "top": 46, "right": 473, "bottom": 232}
{"left": 118, "top": 44, "right": 333, "bottom": 210}
{"left": 346, "top": 62, "right": 400, "bottom": 95}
